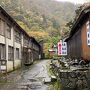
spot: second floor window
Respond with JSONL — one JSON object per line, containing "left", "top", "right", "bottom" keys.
{"left": 0, "top": 19, "right": 5, "bottom": 36}
{"left": 6, "top": 24, "right": 11, "bottom": 39}
{"left": 15, "top": 30, "right": 21, "bottom": 43}
{"left": 33, "top": 44, "right": 39, "bottom": 51}
{"left": 16, "top": 48, "right": 19, "bottom": 59}
{"left": 86, "top": 21, "right": 90, "bottom": 31}
{"left": 23, "top": 35, "right": 29, "bottom": 46}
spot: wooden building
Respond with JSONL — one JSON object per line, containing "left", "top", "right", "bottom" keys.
{"left": 23, "top": 37, "right": 41, "bottom": 65}
{"left": 65, "top": 5, "right": 90, "bottom": 63}
{"left": 0, "top": 6, "right": 42, "bottom": 72}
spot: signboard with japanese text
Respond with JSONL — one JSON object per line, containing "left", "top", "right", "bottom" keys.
{"left": 58, "top": 41, "right": 62, "bottom": 55}
{"left": 58, "top": 40, "right": 67, "bottom": 56}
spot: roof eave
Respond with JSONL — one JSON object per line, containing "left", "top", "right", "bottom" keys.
{"left": 69, "top": 8, "right": 90, "bottom": 40}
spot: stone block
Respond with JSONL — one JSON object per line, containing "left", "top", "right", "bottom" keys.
{"left": 44, "top": 78, "right": 51, "bottom": 84}
{"left": 51, "top": 75, "right": 57, "bottom": 82}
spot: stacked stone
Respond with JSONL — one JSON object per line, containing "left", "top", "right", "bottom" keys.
{"left": 59, "top": 70, "right": 90, "bottom": 90}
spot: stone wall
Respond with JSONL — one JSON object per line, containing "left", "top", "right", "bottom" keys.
{"left": 51, "top": 63, "right": 90, "bottom": 90}
{"left": 59, "top": 70, "right": 90, "bottom": 90}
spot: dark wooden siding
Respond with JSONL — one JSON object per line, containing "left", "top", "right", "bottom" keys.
{"left": 67, "top": 29, "right": 82, "bottom": 60}
{"left": 81, "top": 16, "right": 90, "bottom": 61}
{"left": 32, "top": 49, "right": 39, "bottom": 60}
{"left": 66, "top": 8, "right": 90, "bottom": 62}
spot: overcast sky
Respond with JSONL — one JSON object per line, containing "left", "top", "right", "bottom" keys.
{"left": 55, "top": 0, "right": 89, "bottom": 4}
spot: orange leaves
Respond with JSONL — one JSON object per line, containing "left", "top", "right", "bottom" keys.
{"left": 29, "top": 31, "right": 49, "bottom": 40}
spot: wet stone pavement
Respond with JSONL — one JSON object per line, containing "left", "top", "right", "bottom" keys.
{"left": 0, "top": 60, "right": 51, "bottom": 90}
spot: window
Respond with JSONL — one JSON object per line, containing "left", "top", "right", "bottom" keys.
{"left": 88, "top": 33, "right": 90, "bottom": 38}
{"left": 16, "top": 48, "right": 19, "bottom": 59}
{"left": 86, "top": 21, "right": 90, "bottom": 31}
{"left": 0, "top": 19, "right": 5, "bottom": 36}
{"left": 86, "top": 21, "right": 90, "bottom": 45}
{"left": 88, "top": 40, "right": 90, "bottom": 44}
{"left": 8, "top": 46, "right": 14, "bottom": 61}
{"left": 0, "top": 44, "right": 5, "bottom": 60}
{"left": 23, "top": 35, "right": 29, "bottom": 46}
{"left": 15, "top": 30, "right": 21, "bottom": 43}
{"left": 6, "top": 24, "right": 11, "bottom": 39}
{"left": 87, "top": 32, "right": 90, "bottom": 45}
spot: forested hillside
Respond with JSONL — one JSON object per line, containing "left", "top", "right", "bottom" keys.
{"left": 0, "top": 0, "right": 79, "bottom": 57}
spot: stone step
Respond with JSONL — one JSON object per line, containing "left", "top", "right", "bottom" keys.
{"left": 44, "top": 78, "right": 51, "bottom": 84}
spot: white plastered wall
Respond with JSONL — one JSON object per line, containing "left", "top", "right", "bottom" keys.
{"left": 6, "top": 27, "right": 22, "bottom": 72}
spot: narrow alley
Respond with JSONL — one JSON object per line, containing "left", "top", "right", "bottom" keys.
{"left": 0, "top": 60, "right": 51, "bottom": 90}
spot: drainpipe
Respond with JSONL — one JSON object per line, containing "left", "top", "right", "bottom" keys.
{"left": 13, "top": 27, "right": 15, "bottom": 70}
{"left": 5, "top": 22, "right": 7, "bottom": 73}
{"left": 21, "top": 32, "right": 24, "bottom": 67}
